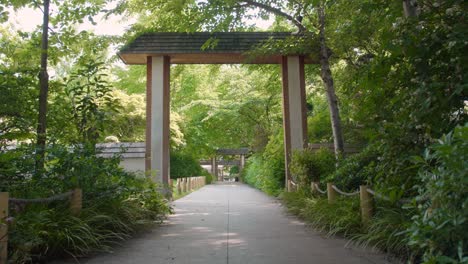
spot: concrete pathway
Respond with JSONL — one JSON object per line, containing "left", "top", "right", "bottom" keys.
{"left": 66, "top": 183, "right": 394, "bottom": 264}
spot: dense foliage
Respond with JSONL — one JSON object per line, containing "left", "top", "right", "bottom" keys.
{"left": 289, "top": 148, "right": 335, "bottom": 185}
{"left": 1, "top": 144, "right": 170, "bottom": 263}
{"left": 1, "top": 0, "right": 466, "bottom": 262}
{"left": 242, "top": 132, "right": 285, "bottom": 196}
{"left": 408, "top": 125, "right": 468, "bottom": 263}
{"left": 170, "top": 151, "right": 213, "bottom": 184}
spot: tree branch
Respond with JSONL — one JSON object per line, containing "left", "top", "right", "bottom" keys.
{"left": 240, "top": 0, "right": 307, "bottom": 32}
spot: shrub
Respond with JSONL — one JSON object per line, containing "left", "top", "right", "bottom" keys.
{"left": 170, "top": 151, "right": 206, "bottom": 179}
{"left": 9, "top": 185, "right": 169, "bottom": 263}
{"left": 407, "top": 124, "right": 468, "bottom": 263}
{"left": 351, "top": 204, "right": 413, "bottom": 259}
{"left": 281, "top": 191, "right": 361, "bottom": 236}
{"left": 2, "top": 144, "right": 170, "bottom": 263}
{"left": 243, "top": 132, "right": 285, "bottom": 196}
{"left": 202, "top": 169, "right": 213, "bottom": 184}
{"left": 289, "top": 148, "right": 335, "bottom": 186}
{"left": 326, "top": 144, "right": 379, "bottom": 191}
{"left": 282, "top": 191, "right": 413, "bottom": 261}
{"left": 0, "top": 145, "right": 35, "bottom": 193}
{"left": 243, "top": 155, "right": 281, "bottom": 195}
{"left": 243, "top": 153, "right": 284, "bottom": 196}
{"left": 229, "top": 165, "right": 239, "bottom": 175}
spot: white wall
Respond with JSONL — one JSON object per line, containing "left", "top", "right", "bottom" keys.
{"left": 120, "top": 157, "right": 145, "bottom": 173}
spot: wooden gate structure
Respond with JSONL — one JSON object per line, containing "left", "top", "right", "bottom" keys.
{"left": 118, "top": 32, "right": 318, "bottom": 190}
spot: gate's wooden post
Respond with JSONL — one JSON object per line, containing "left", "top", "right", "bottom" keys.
{"left": 281, "top": 56, "right": 308, "bottom": 190}
{"left": 146, "top": 56, "right": 171, "bottom": 186}
{"left": 0, "top": 192, "right": 8, "bottom": 264}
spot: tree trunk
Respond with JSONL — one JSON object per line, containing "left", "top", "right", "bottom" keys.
{"left": 402, "top": 0, "right": 419, "bottom": 18}
{"left": 318, "top": 5, "right": 345, "bottom": 156}
{"left": 35, "top": 0, "right": 50, "bottom": 175}
{"left": 238, "top": 0, "right": 345, "bottom": 156}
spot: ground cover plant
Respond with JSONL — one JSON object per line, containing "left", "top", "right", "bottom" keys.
{"left": 1, "top": 145, "right": 170, "bottom": 263}
{"left": 281, "top": 125, "right": 467, "bottom": 262}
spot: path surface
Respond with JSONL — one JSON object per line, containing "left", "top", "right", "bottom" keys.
{"left": 65, "top": 183, "right": 394, "bottom": 264}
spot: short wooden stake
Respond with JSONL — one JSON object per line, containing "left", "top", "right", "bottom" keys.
{"left": 70, "top": 189, "right": 82, "bottom": 216}
{"left": 0, "top": 192, "right": 8, "bottom": 264}
{"left": 177, "top": 178, "right": 182, "bottom": 195}
{"left": 327, "top": 183, "right": 336, "bottom": 204}
{"left": 311, "top": 182, "right": 318, "bottom": 194}
{"left": 360, "top": 185, "right": 373, "bottom": 225}
{"left": 182, "top": 178, "right": 187, "bottom": 193}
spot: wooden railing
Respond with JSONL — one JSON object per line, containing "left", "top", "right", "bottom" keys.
{"left": 171, "top": 176, "right": 206, "bottom": 196}
{"left": 0, "top": 189, "right": 82, "bottom": 264}
{"left": 288, "top": 180, "right": 418, "bottom": 225}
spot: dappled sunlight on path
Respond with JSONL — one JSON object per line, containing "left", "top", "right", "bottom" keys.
{"left": 57, "top": 182, "right": 395, "bottom": 264}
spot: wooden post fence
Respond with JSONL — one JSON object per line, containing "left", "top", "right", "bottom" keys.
{"left": 177, "top": 178, "right": 182, "bottom": 195}
{"left": 70, "top": 188, "right": 82, "bottom": 216}
{"left": 0, "top": 189, "right": 82, "bottom": 263}
{"left": 0, "top": 192, "right": 8, "bottom": 264}
{"left": 327, "top": 182, "right": 337, "bottom": 204}
{"left": 360, "top": 185, "right": 373, "bottom": 224}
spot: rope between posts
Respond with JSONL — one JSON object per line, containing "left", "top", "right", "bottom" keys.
{"left": 313, "top": 183, "right": 327, "bottom": 194}
{"left": 308, "top": 183, "right": 422, "bottom": 205}
{"left": 9, "top": 191, "right": 74, "bottom": 204}
{"left": 331, "top": 185, "right": 359, "bottom": 196}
